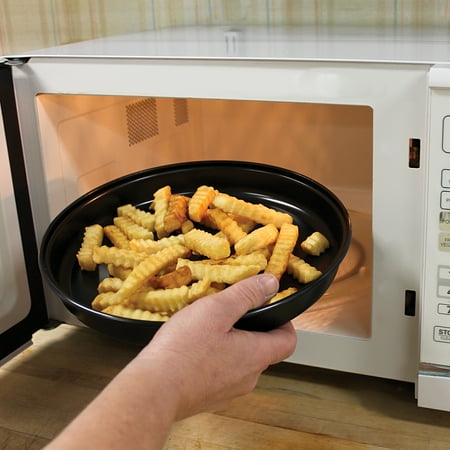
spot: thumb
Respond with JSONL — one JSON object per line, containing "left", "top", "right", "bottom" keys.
{"left": 206, "top": 274, "right": 279, "bottom": 328}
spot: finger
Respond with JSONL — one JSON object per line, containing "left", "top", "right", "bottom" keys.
{"left": 233, "top": 321, "right": 297, "bottom": 369}
{"left": 261, "top": 321, "right": 297, "bottom": 365}
{"left": 205, "top": 274, "right": 279, "bottom": 328}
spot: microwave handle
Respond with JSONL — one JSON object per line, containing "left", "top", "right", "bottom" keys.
{"left": 0, "top": 63, "right": 48, "bottom": 362}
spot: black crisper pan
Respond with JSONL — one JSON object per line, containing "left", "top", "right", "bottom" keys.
{"left": 39, "top": 161, "right": 351, "bottom": 345}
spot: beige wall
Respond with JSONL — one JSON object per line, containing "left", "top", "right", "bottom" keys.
{"left": 1, "top": 0, "right": 450, "bottom": 55}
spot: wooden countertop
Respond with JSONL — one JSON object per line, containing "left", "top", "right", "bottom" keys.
{"left": 1, "top": 323, "right": 449, "bottom": 449}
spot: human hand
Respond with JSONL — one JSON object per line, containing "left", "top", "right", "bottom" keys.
{"left": 44, "top": 274, "right": 297, "bottom": 450}
{"left": 138, "top": 273, "right": 297, "bottom": 420}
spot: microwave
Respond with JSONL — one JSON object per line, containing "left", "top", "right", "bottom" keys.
{"left": 1, "top": 25, "right": 449, "bottom": 412}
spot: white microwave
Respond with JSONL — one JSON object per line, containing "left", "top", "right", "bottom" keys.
{"left": 1, "top": 26, "right": 449, "bottom": 411}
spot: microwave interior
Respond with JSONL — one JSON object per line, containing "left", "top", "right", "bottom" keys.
{"left": 35, "top": 94, "right": 373, "bottom": 339}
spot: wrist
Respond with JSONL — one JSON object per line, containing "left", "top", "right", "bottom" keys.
{"left": 125, "top": 354, "right": 181, "bottom": 422}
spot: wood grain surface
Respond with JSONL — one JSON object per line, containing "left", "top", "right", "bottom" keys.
{"left": 0, "top": 324, "right": 449, "bottom": 449}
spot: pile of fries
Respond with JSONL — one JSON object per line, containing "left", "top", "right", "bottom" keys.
{"left": 76, "top": 185, "right": 330, "bottom": 322}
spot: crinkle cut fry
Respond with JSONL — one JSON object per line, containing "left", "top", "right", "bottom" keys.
{"left": 230, "top": 214, "right": 256, "bottom": 233}
{"left": 107, "top": 264, "right": 132, "bottom": 280}
{"left": 205, "top": 207, "right": 247, "bottom": 245}
{"left": 287, "top": 253, "right": 322, "bottom": 283}
{"left": 76, "top": 224, "right": 104, "bottom": 271}
{"left": 164, "top": 194, "right": 189, "bottom": 234}
{"left": 153, "top": 185, "right": 171, "bottom": 239}
{"left": 188, "top": 185, "right": 217, "bottom": 222}
{"left": 195, "top": 251, "right": 268, "bottom": 272}
{"left": 117, "top": 203, "right": 155, "bottom": 231}
{"left": 97, "top": 277, "right": 123, "bottom": 293}
{"left": 103, "top": 225, "right": 130, "bottom": 249}
{"left": 184, "top": 228, "right": 230, "bottom": 260}
{"left": 267, "top": 286, "right": 299, "bottom": 304}
{"left": 129, "top": 234, "right": 185, "bottom": 254}
{"left": 301, "top": 231, "right": 330, "bottom": 256}
{"left": 93, "top": 245, "right": 147, "bottom": 268}
{"left": 103, "top": 304, "right": 169, "bottom": 321}
{"left": 114, "top": 215, "right": 154, "bottom": 240}
{"left": 177, "top": 258, "right": 261, "bottom": 284}
{"left": 147, "top": 265, "right": 192, "bottom": 289}
{"left": 265, "top": 223, "right": 299, "bottom": 280}
{"left": 234, "top": 223, "right": 279, "bottom": 255}
{"left": 212, "top": 193, "right": 293, "bottom": 228}
{"left": 128, "top": 278, "right": 211, "bottom": 313}
{"left": 110, "top": 244, "right": 191, "bottom": 305}
{"left": 181, "top": 220, "right": 194, "bottom": 234}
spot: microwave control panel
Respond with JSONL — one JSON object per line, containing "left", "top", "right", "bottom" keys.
{"left": 422, "top": 83, "right": 450, "bottom": 367}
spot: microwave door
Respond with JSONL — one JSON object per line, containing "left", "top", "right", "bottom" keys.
{"left": 0, "top": 64, "right": 48, "bottom": 362}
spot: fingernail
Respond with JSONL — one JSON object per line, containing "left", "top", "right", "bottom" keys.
{"left": 258, "top": 274, "right": 279, "bottom": 301}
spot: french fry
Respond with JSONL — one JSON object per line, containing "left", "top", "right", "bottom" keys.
{"left": 206, "top": 208, "right": 247, "bottom": 245}
{"left": 129, "top": 285, "right": 189, "bottom": 313}
{"left": 129, "top": 235, "right": 185, "bottom": 254}
{"left": 128, "top": 278, "right": 211, "bottom": 313}
{"left": 109, "top": 244, "right": 190, "bottom": 305}
{"left": 177, "top": 258, "right": 261, "bottom": 284}
{"left": 152, "top": 185, "right": 171, "bottom": 238}
{"left": 93, "top": 245, "right": 148, "bottom": 268}
{"left": 76, "top": 224, "right": 104, "bottom": 271}
{"left": 103, "top": 225, "right": 130, "bottom": 249}
{"left": 234, "top": 223, "right": 279, "bottom": 255}
{"left": 97, "top": 277, "right": 123, "bottom": 293}
{"left": 226, "top": 251, "right": 268, "bottom": 271}
{"left": 147, "top": 266, "right": 192, "bottom": 289}
{"left": 187, "top": 277, "right": 212, "bottom": 303}
{"left": 117, "top": 204, "right": 155, "bottom": 231}
{"left": 198, "top": 251, "right": 268, "bottom": 272}
{"left": 188, "top": 185, "right": 217, "bottom": 222}
{"left": 301, "top": 231, "right": 330, "bottom": 256}
{"left": 164, "top": 194, "right": 189, "bottom": 234}
{"left": 265, "top": 223, "right": 299, "bottom": 280}
{"left": 230, "top": 214, "right": 257, "bottom": 233}
{"left": 181, "top": 220, "right": 194, "bottom": 234}
{"left": 102, "top": 304, "right": 169, "bottom": 321}
{"left": 184, "top": 228, "right": 230, "bottom": 260}
{"left": 113, "top": 216, "right": 154, "bottom": 240}
{"left": 107, "top": 264, "right": 132, "bottom": 280}
{"left": 214, "top": 231, "right": 228, "bottom": 241}
{"left": 267, "top": 287, "right": 299, "bottom": 304}
{"left": 92, "top": 292, "right": 115, "bottom": 311}
{"left": 287, "top": 254, "right": 322, "bottom": 283}
{"left": 212, "top": 193, "right": 293, "bottom": 228}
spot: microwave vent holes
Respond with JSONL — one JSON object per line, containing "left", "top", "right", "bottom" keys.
{"left": 173, "top": 98, "right": 189, "bottom": 126}
{"left": 126, "top": 98, "right": 159, "bottom": 146}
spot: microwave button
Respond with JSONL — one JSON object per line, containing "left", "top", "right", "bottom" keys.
{"left": 433, "top": 326, "right": 450, "bottom": 343}
{"left": 440, "top": 212, "right": 450, "bottom": 230}
{"left": 438, "top": 233, "right": 450, "bottom": 251}
{"left": 440, "top": 191, "right": 450, "bottom": 209}
{"left": 438, "top": 265, "right": 450, "bottom": 281}
{"left": 443, "top": 116, "right": 450, "bottom": 153}
{"left": 442, "top": 169, "right": 450, "bottom": 188}
{"left": 438, "top": 285, "right": 450, "bottom": 298}
{"left": 438, "top": 303, "right": 450, "bottom": 314}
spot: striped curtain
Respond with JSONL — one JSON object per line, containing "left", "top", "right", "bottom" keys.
{"left": 2, "top": 0, "right": 450, "bottom": 55}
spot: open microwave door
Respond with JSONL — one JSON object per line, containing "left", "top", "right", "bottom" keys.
{"left": 0, "top": 64, "right": 48, "bottom": 362}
